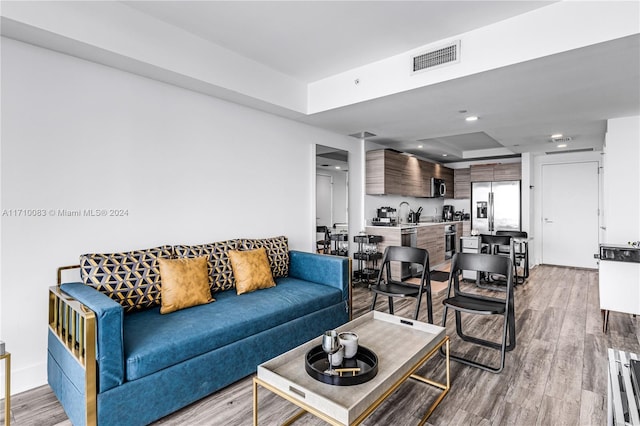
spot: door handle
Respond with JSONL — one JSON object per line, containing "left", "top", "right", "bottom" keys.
{"left": 600, "top": 226, "right": 607, "bottom": 230}
{"left": 544, "top": 218, "right": 553, "bottom": 223}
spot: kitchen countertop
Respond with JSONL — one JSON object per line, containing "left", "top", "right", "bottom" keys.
{"left": 366, "top": 220, "right": 467, "bottom": 230}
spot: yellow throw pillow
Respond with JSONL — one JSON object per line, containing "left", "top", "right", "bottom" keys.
{"left": 228, "top": 248, "right": 276, "bottom": 295}
{"left": 158, "top": 256, "right": 213, "bottom": 314}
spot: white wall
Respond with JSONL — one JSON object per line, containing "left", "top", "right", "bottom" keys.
{"left": 603, "top": 115, "right": 640, "bottom": 244}
{"left": 0, "top": 38, "right": 363, "bottom": 394}
{"left": 365, "top": 193, "right": 444, "bottom": 226}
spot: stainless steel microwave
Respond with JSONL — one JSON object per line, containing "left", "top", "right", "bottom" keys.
{"left": 431, "top": 178, "right": 446, "bottom": 197}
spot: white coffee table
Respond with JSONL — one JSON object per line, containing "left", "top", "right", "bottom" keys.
{"left": 253, "top": 311, "right": 450, "bottom": 425}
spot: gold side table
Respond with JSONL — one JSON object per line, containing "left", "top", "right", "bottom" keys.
{"left": 1, "top": 352, "right": 10, "bottom": 426}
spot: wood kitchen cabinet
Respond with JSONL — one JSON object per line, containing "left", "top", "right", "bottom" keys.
{"left": 366, "top": 149, "right": 455, "bottom": 198}
{"left": 493, "top": 163, "right": 522, "bottom": 181}
{"left": 453, "top": 168, "right": 471, "bottom": 199}
{"left": 366, "top": 149, "right": 405, "bottom": 195}
{"left": 418, "top": 225, "right": 445, "bottom": 266}
{"left": 402, "top": 155, "right": 424, "bottom": 197}
{"left": 419, "top": 159, "right": 435, "bottom": 197}
{"left": 366, "top": 150, "right": 422, "bottom": 196}
{"left": 470, "top": 164, "right": 495, "bottom": 182}
{"left": 470, "top": 163, "right": 521, "bottom": 182}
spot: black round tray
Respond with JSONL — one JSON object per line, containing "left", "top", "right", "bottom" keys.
{"left": 305, "top": 345, "right": 378, "bottom": 386}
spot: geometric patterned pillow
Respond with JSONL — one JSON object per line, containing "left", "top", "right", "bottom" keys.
{"left": 174, "top": 239, "right": 240, "bottom": 293}
{"left": 79, "top": 245, "right": 174, "bottom": 313}
{"left": 241, "top": 236, "right": 289, "bottom": 278}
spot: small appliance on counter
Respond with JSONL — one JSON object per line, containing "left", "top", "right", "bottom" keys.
{"left": 371, "top": 207, "right": 397, "bottom": 226}
{"left": 442, "top": 205, "right": 454, "bottom": 221}
{"left": 408, "top": 206, "right": 423, "bottom": 224}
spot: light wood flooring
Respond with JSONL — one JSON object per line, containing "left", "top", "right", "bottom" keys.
{"left": 4, "top": 265, "right": 640, "bottom": 425}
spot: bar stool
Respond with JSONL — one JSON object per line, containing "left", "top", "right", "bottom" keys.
{"left": 478, "top": 234, "right": 516, "bottom": 290}
{"left": 496, "top": 230, "right": 529, "bottom": 281}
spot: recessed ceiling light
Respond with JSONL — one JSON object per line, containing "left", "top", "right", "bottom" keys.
{"left": 442, "top": 154, "right": 448, "bottom": 157}
{"left": 465, "top": 116, "right": 479, "bottom": 122}
{"left": 335, "top": 166, "right": 341, "bottom": 169}
{"left": 551, "top": 133, "right": 563, "bottom": 139}
{"left": 557, "top": 143, "right": 567, "bottom": 148}
{"left": 418, "top": 145, "right": 423, "bottom": 149}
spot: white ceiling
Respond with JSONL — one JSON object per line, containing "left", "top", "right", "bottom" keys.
{"left": 302, "top": 34, "right": 639, "bottom": 162}
{"left": 123, "top": 1, "right": 639, "bottom": 163}
{"left": 42, "top": 2, "right": 631, "bottom": 163}
{"left": 125, "top": 1, "right": 555, "bottom": 82}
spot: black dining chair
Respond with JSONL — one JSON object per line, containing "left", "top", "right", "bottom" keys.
{"left": 441, "top": 252, "right": 515, "bottom": 373}
{"left": 478, "top": 234, "right": 516, "bottom": 289}
{"left": 496, "top": 230, "right": 529, "bottom": 282}
{"left": 316, "top": 226, "right": 331, "bottom": 254}
{"left": 369, "top": 246, "right": 433, "bottom": 323}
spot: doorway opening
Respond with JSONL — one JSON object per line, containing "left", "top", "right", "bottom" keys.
{"left": 316, "top": 145, "right": 349, "bottom": 255}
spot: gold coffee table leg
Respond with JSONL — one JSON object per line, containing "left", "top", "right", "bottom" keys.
{"left": 1, "top": 353, "right": 10, "bottom": 426}
{"left": 409, "top": 337, "right": 450, "bottom": 426}
{"left": 253, "top": 377, "right": 258, "bottom": 426}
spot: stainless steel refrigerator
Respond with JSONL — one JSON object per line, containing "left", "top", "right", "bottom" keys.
{"left": 471, "top": 180, "right": 521, "bottom": 234}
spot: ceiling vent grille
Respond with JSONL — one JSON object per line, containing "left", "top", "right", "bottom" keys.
{"left": 549, "top": 136, "right": 573, "bottom": 143}
{"left": 545, "top": 148, "right": 593, "bottom": 155}
{"left": 412, "top": 40, "right": 460, "bottom": 73}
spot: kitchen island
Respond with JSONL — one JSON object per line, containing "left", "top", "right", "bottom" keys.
{"left": 365, "top": 221, "right": 467, "bottom": 279}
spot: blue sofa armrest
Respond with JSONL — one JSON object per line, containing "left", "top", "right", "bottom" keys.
{"left": 288, "top": 251, "right": 350, "bottom": 302}
{"left": 60, "top": 283, "right": 125, "bottom": 392}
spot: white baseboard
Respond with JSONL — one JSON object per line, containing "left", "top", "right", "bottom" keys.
{"left": 0, "top": 361, "right": 47, "bottom": 397}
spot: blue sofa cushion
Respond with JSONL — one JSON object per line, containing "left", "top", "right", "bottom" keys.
{"left": 123, "top": 277, "right": 342, "bottom": 381}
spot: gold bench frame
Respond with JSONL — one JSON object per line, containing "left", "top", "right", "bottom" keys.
{"left": 49, "top": 265, "right": 97, "bottom": 426}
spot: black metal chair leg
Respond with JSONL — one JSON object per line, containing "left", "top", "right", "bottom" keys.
{"left": 457, "top": 314, "right": 515, "bottom": 352}
{"left": 449, "top": 313, "right": 510, "bottom": 373}
{"left": 426, "top": 285, "right": 433, "bottom": 324}
{"left": 369, "top": 293, "right": 378, "bottom": 312}
{"left": 388, "top": 297, "right": 394, "bottom": 315}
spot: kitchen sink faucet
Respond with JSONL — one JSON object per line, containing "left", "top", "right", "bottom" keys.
{"left": 399, "top": 201, "right": 410, "bottom": 224}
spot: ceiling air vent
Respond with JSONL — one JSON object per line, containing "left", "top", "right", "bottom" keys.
{"left": 411, "top": 40, "right": 460, "bottom": 74}
{"left": 545, "top": 148, "right": 593, "bottom": 155}
{"left": 549, "top": 136, "right": 573, "bottom": 143}
{"left": 348, "top": 131, "right": 377, "bottom": 139}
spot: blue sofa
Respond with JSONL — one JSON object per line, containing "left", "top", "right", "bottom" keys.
{"left": 47, "top": 250, "right": 350, "bottom": 426}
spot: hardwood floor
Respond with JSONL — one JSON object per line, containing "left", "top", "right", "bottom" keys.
{"left": 4, "top": 265, "right": 639, "bottom": 425}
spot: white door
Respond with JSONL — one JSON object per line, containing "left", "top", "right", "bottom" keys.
{"left": 541, "top": 162, "right": 599, "bottom": 268}
{"left": 316, "top": 174, "right": 333, "bottom": 228}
